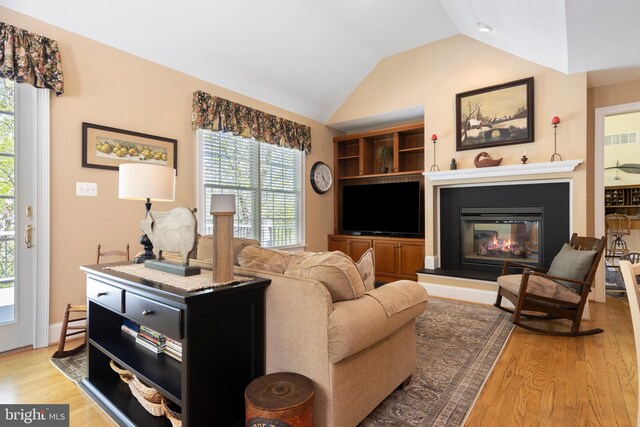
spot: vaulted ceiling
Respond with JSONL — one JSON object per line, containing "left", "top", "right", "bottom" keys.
{"left": 1, "top": 0, "right": 639, "bottom": 122}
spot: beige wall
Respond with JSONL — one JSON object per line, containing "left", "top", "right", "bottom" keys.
{"left": 329, "top": 35, "right": 588, "bottom": 259}
{"left": 587, "top": 79, "right": 640, "bottom": 234}
{"left": 2, "top": 7, "right": 339, "bottom": 324}
{"left": 604, "top": 112, "right": 640, "bottom": 186}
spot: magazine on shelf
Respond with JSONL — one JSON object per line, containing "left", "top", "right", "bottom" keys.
{"left": 135, "top": 335, "right": 164, "bottom": 354}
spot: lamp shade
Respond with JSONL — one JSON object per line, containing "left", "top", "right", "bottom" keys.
{"left": 210, "top": 194, "right": 236, "bottom": 214}
{"left": 119, "top": 163, "right": 176, "bottom": 201}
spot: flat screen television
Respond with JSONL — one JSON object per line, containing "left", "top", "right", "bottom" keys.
{"left": 342, "top": 181, "right": 423, "bottom": 237}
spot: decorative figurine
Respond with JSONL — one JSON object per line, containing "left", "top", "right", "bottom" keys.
{"left": 140, "top": 207, "right": 201, "bottom": 276}
{"left": 473, "top": 151, "right": 503, "bottom": 168}
{"left": 450, "top": 158, "right": 458, "bottom": 170}
{"left": 140, "top": 207, "right": 198, "bottom": 265}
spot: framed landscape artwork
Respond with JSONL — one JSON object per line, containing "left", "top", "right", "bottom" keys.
{"left": 456, "top": 77, "right": 534, "bottom": 151}
{"left": 82, "top": 122, "right": 178, "bottom": 172}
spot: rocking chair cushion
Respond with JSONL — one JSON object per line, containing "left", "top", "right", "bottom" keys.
{"left": 497, "top": 274, "right": 581, "bottom": 304}
{"left": 547, "top": 243, "right": 597, "bottom": 292}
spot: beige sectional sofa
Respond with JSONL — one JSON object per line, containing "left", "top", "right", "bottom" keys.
{"left": 235, "top": 265, "right": 428, "bottom": 426}
{"left": 168, "top": 237, "right": 429, "bottom": 426}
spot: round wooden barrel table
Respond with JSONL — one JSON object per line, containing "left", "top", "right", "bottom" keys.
{"left": 245, "top": 372, "right": 314, "bottom": 427}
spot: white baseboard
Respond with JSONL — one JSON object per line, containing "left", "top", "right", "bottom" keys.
{"left": 424, "top": 255, "right": 439, "bottom": 270}
{"left": 420, "top": 281, "right": 515, "bottom": 308}
{"left": 49, "top": 321, "right": 85, "bottom": 345}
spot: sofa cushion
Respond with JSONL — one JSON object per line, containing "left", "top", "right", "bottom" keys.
{"left": 356, "top": 249, "right": 375, "bottom": 292}
{"left": 238, "top": 245, "right": 294, "bottom": 274}
{"left": 197, "top": 235, "right": 260, "bottom": 266}
{"left": 547, "top": 243, "right": 596, "bottom": 292}
{"left": 328, "top": 280, "right": 428, "bottom": 363}
{"left": 497, "top": 274, "right": 581, "bottom": 304}
{"left": 285, "top": 251, "right": 366, "bottom": 302}
{"left": 365, "top": 280, "right": 428, "bottom": 317}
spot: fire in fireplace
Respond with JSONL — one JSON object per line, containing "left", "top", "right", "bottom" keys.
{"left": 460, "top": 207, "right": 542, "bottom": 268}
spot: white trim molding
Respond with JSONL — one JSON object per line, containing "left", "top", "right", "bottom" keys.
{"left": 424, "top": 159, "right": 583, "bottom": 182}
{"left": 594, "top": 101, "right": 640, "bottom": 303}
{"left": 424, "top": 255, "right": 439, "bottom": 270}
{"left": 49, "top": 320, "right": 85, "bottom": 345}
{"left": 34, "top": 89, "right": 50, "bottom": 348}
{"left": 418, "top": 280, "right": 512, "bottom": 307}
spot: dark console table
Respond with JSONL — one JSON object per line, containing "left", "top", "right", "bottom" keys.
{"left": 80, "top": 263, "right": 270, "bottom": 427}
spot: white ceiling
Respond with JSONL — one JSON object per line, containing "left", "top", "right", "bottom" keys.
{"left": 1, "top": 0, "right": 639, "bottom": 124}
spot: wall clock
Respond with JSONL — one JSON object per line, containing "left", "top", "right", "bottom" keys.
{"left": 310, "top": 161, "right": 333, "bottom": 194}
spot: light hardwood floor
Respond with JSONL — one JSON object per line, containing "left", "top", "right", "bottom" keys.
{"left": 467, "top": 296, "right": 638, "bottom": 427}
{"left": 0, "top": 297, "right": 636, "bottom": 427}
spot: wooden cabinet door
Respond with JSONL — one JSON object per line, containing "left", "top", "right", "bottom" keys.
{"left": 373, "top": 240, "right": 398, "bottom": 277}
{"left": 350, "top": 239, "right": 372, "bottom": 262}
{"left": 397, "top": 241, "right": 425, "bottom": 279}
{"left": 328, "top": 236, "right": 349, "bottom": 254}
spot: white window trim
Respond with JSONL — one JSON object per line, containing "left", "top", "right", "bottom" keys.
{"left": 194, "top": 129, "right": 306, "bottom": 250}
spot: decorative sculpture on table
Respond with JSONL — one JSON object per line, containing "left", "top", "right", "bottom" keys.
{"left": 141, "top": 207, "right": 201, "bottom": 276}
{"left": 210, "top": 194, "right": 236, "bottom": 283}
{"left": 474, "top": 151, "right": 503, "bottom": 168}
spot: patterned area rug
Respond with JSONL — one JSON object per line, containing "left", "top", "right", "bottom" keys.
{"left": 49, "top": 349, "right": 87, "bottom": 384}
{"left": 49, "top": 298, "right": 513, "bottom": 426}
{"left": 360, "top": 297, "right": 514, "bottom": 427}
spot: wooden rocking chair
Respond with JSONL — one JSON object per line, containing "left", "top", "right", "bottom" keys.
{"left": 494, "top": 233, "right": 606, "bottom": 336}
{"left": 52, "top": 244, "right": 129, "bottom": 358}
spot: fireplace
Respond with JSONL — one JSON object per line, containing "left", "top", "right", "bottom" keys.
{"left": 460, "top": 207, "right": 542, "bottom": 269}
{"left": 439, "top": 182, "right": 570, "bottom": 280}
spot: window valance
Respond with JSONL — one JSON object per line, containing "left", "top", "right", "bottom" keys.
{"left": 192, "top": 90, "right": 311, "bottom": 154}
{"left": 0, "top": 21, "right": 64, "bottom": 96}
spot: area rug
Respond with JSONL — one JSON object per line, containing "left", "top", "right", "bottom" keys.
{"left": 360, "top": 297, "right": 514, "bottom": 427}
{"left": 49, "top": 298, "right": 513, "bottom": 427}
{"left": 49, "top": 349, "right": 87, "bottom": 385}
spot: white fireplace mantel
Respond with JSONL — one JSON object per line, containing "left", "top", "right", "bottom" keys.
{"left": 423, "top": 159, "right": 583, "bottom": 182}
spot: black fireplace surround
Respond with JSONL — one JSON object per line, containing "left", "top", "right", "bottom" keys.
{"left": 439, "top": 183, "right": 570, "bottom": 280}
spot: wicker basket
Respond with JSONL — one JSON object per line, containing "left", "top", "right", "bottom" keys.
{"left": 129, "top": 375, "right": 165, "bottom": 416}
{"left": 162, "top": 399, "right": 183, "bottom": 427}
{"left": 109, "top": 360, "right": 133, "bottom": 384}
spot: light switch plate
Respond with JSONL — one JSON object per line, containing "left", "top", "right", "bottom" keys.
{"left": 76, "top": 182, "right": 97, "bottom": 197}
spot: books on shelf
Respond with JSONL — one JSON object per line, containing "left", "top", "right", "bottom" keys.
{"left": 121, "top": 319, "right": 139, "bottom": 338}
{"left": 164, "top": 336, "right": 183, "bottom": 362}
{"left": 122, "top": 319, "right": 182, "bottom": 361}
{"left": 135, "top": 335, "right": 164, "bottom": 354}
{"left": 163, "top": 346, "right": 182, "bottom": 362}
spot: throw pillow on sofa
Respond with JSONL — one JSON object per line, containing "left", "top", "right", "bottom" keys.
{"left": 356, "top": 249, "right": 375, "bottom": 292}
{"left": 285, "top": 251, "right": 366, "bottom": 302}
{"left": 197, "top": 235, "right": 260, "bottom": 266}
{"left": 237, "top": 245, "right": 295, "bottom": 273}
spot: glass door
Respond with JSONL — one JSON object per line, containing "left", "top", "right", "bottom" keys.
{"left": 0, "top": 79, "right": 16, "bottom": 327}
{"left": 0, "top": 79, "right": 35, "bottom": 352}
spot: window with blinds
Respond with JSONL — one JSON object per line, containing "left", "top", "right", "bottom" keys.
{"left": 604, "top": 132, "right": 638, "bottom": 145}
{"left": 199, "top": 130, "right": 303, "bottom": 248}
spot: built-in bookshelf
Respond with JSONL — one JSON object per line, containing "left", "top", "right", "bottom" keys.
{"left": 605, "top": 185, "right": 640, "bottom": 215}
{"left": 334, "top": 122, "right": 425, "bottom": 180}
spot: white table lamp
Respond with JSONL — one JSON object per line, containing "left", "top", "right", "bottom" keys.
{"left": 119, "top": 163, "right": 176, "bottom": 263}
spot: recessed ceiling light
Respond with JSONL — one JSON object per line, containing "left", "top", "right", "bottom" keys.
{"left": 477, "top": 22, "right": 493, "bottom": 33}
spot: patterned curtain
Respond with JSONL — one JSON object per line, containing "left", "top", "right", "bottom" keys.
{"left": 192, "top": 91, "right": 311, "bottom": 154}
{"left": 0, "top": 21, "right": 64, "bottom": 96}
